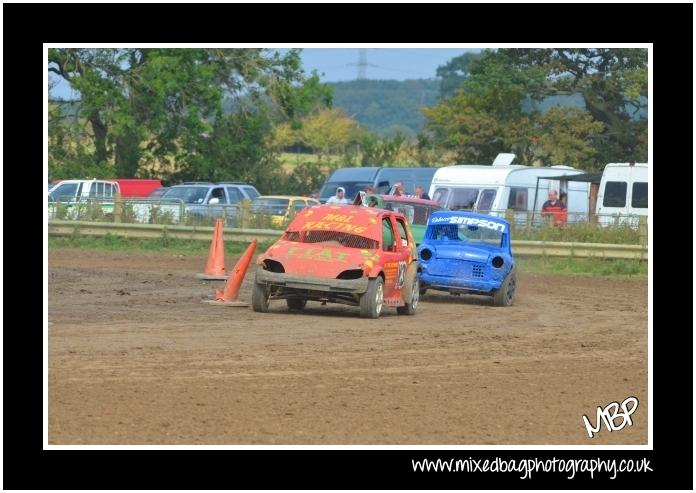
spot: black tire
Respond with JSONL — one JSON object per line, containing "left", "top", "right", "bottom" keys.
{"left": 397, "top": 263, "right": 420, "bottom": 315}
{"left": 252, "top": 281, "right": 270, "bottom": 312}
{"left": 359, "top": 277, "right": 384, "bottom": 319}
{"left": 286, "top": 297, "right": 307, "bottom": 311}
{"left": 492, "top": 267, "right": 516, "bottom": 307}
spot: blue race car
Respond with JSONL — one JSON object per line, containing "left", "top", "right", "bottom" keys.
{"left": 417, "top": 211, "right": 516, "bottom": 306}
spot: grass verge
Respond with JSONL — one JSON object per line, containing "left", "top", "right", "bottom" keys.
{"left": 49, "top": 235, "right": 647, "bottom": 278}
{"left": 48, "top": 234, "right": 275, "bottom": 256}
{"left": 516, "top": 256, "right": 647, "bottom": 278}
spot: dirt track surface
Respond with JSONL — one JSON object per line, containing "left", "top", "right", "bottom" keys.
{"left": 48, "top": 249, "right": 648, "bottom": 445}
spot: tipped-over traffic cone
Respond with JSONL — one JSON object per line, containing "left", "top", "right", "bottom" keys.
{"left": 195, "top": 218, "right": 227, "bottom": 280}
{"left": 202, "top": 240, "right": 257, "bottom": 307}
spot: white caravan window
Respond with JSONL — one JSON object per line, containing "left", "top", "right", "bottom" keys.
{"left": 477, "top": 189, "right": 497, "bottom": 212}
{"left": 507, "top": 187, "right": 528, "bottom": 211}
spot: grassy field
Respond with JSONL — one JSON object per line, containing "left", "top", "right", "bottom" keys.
{"left": 278, "top": 152, "right": 343, "bottom": 173}
{"left": 48, "top": 235, "right": 276, "bottom": 256}
{"left": 48, "top": 236, "right": 647, "bottom": 278}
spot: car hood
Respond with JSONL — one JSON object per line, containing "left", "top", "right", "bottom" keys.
{"left": 426, "top": 243, "right": 492, "bottom": 263}
{"left": 259, "top": 240, "right": 377, "bottom": 277}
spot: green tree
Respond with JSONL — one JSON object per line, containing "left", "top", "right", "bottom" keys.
{"left": 500, "top": 48, "right": 648, "bottom": 163}
{"left": 298, "top": 108, "right": 363, "bottom": 159}
{"left": 48, "top": 48, "right": 306, "bottom": 179}
{"left": 423, "top": 50, "right": 619, "bottom": 169}
{"left": 436, "top": 51, "right": 482, "bottom": 97}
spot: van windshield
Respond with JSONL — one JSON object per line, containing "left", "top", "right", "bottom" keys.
{"left": 319, "top": 182, "right": 373, "bottom": 201}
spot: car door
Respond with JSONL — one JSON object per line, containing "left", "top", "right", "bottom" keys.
{"left": 380, "top": 214, "right": 406, "bottom": 300}
{"left": 205, "top": 187, "right": 227, "bottom": 219}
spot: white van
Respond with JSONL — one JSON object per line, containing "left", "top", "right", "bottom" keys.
{"left": 595, "top": 162, "right": 648, "bottom": 226}
{"left": 428, "top": 154, "right": 588, "bottom": 224}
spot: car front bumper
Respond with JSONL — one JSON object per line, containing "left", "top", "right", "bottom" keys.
{"left": 255, "top": 268, "right": 370, "bottom": 294}
{"left": 419, "top": 272, "right": 501, "bottom": 294}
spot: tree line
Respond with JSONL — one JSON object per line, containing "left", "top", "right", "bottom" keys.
{"left": 48, "top": 48, "right": 648, "bottom": 194}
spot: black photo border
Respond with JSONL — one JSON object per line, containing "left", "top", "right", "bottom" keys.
{"left": 4, "top": 2, "right": 691, "bottom": 490}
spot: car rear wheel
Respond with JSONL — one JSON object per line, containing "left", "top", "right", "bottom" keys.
{"left": 286, "top": 297, "right": 307, "bottom": 311}
{"left": 360, "top": 277, "right": 384, "bottom": 319}
{"left": 252, "top": 281, "right": 270, "bottom": 312}
{"left": 492, "top": 267, "right": 516, "bottom": 307}
{"left": 397, "top": 264, "right": 419, "bottom": 315}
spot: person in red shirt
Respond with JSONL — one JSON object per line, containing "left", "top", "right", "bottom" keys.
{"left": 541, "top": 189, "right": 568, "bottom": 225}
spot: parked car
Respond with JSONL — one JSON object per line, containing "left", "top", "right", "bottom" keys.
{"left": 250, "top": 195, "right": 321, "bottom": 228}
{"left": 48, "top": 179, "right": 119, "bottom": 203}
{"left": 156, "top": 182, "right": 260, "bottom": 224}
{"left": 417, "top": 210, "right": 516, "bottom": 306}
{"left": 252, "top": 204, "right": 421, "bottom": 318}
{"left": 148, "top": 186, "right": 169, "bottom": 199}
{"left": 48, "top": 179, "right": 120, "bottom": 219}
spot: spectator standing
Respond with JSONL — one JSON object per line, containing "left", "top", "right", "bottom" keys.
{"left": 541, "top": 189, "right": 567, "bottom": 225}
{"left": 326, "top": 186, "right": 351, "bottom": 204}
{"left": 415, "top": 185, "right": 431, "bottom": 200}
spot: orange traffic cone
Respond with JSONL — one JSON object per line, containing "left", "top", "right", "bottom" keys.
{"left": 202, "top": 240, "right": 258, "bottom": 307}
{"left": 195, "top": 218, "right": 227, "bottom": 280}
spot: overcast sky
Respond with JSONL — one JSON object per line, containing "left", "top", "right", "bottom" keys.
{"left": 49, "top": 47, "right": 481, "bottom": 99}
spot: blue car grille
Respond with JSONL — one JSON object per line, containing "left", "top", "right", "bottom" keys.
{"left": 428, "top": 260, "right": 486, "bottom": 278}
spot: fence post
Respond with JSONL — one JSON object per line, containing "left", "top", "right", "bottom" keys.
{"left": 525, "top": 210, "right": 532, "bottom": 234}
{"left": 505, "top": 208, "right": 514, "bottom": 233}
{"left": 638, "top": 216, "right": 648, "bottom": 247}
{"left": 240, "top": 200, "right": 251, "bottom": 229}
{"left": 113, "top": 192, "right": 122, "bottom": 223}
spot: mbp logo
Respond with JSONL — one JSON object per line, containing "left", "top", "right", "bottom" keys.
{"left": 582, "top": 396, "right": 639, "bottom": 438}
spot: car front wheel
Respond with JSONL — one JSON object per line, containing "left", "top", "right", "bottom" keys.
{"left": 359, "top": 277, "right": 384, "bottom": 319}
{"left": 397, "top": 264, "right": 419, "bottom": 315}
{"left": 252, "top": 281, "right": 270, "bottom": 312}
{"left": 492, "top": 267, "right": 516, "bottom": 307}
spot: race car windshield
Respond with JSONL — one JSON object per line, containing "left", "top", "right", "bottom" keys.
{"left": 283, "top": 230, "right": 378, "bottom": 250}
{"left": 427, "top": 223, "right": 504, "bottom": 247}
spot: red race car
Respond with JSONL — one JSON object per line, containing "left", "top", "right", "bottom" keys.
{"left": 252, "top": 204, "right": 421, "bottom": 318}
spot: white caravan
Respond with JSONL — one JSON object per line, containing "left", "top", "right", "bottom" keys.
{"left": 428, "top": 154, "right": 588, "bottom": 223}
{"left": 595, "top": 162, "right": 648, "bottom": 226}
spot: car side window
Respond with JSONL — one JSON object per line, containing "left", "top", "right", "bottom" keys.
{"left": 242, "top": 186, "right": 259, "bottom": 200}
{"left": 209, "top": 187, "right": 227, "bottom": 204}
{"left": 293, "top": 200, "right": 306, "bottom": 213}
{"left": 382, "top": 217, "right": 395, "bottom": 251}
{"left": 226, "top": 187, "right": 242, "bottom": 204}
{"left": 395, "top": 218, "right": 409, "bottom": 248}
{"left": 51, "top": 183, "right": 79, "bottom": 201}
